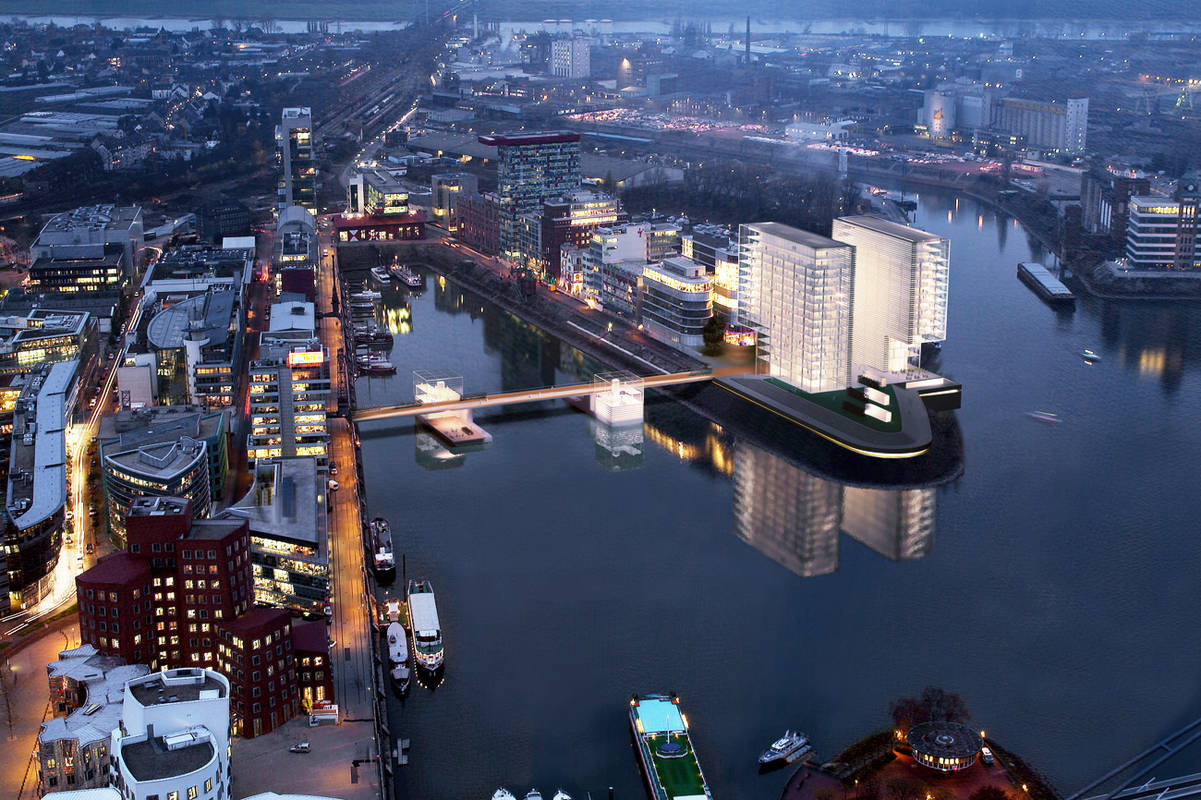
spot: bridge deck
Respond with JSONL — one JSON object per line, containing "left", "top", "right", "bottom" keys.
{"left": 352, "top": 366, "right": 749, "bottom": 422}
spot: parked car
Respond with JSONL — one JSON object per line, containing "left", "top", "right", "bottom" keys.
{"left": 328, "top": 479, "right": 339, "bottom": 491}
{"left": 981, "top": 746, "right": 995, "bottom": 766}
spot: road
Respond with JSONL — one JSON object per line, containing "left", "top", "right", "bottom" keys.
{"left": 0, "top": 293, "right": 146, "bottom": 640}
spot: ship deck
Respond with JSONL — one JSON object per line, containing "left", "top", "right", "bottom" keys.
{"left": 642, "top": 733, "right": 707, "bottom": 799}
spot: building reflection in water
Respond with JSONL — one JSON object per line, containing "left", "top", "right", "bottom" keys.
{"left": 732, "top": 442, "right": 936, "bottom": 578}
{"left": 414, "top": 431, "right": 466, "bottom": 470}
{"left": 590, "top": 419, "right": 644, "bottom": 471}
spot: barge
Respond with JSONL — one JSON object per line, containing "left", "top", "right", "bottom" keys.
{"left": 629, "top": 693, "right": 712, "bottom": 800}
{"left": 1017, "top": 262, "right": 1075, "bottom": 307}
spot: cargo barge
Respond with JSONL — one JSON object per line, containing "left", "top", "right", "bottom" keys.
{"left": 629, "top": 693, "right": 713, "bottom": 800}
{"left": 1017, "top": 262, "right": 1075, "bottom": 307}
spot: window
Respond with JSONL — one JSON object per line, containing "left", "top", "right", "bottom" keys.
{"left": 188, "top": 786, "right": 198, "bottom": 800}
{"left": 205, "top": 778, "right": 213, "bottom": 792}
{"left": 168, "top": 792, "right": 178, "bottom": 800}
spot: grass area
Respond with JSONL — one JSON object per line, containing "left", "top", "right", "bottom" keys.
{"left": 764, "top": 378, "right": 903, "bottom": 433}
{"left": 647, "top": 734, "right": 706, "bottom": 798}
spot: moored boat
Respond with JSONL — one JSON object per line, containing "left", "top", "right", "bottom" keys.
{"left": 1082, "top": 349, "right": 1101, "bottom": 363}
{"left": 524, "top": 792, "right": 543, "bottom": 800}
{"left": 390, "top": 263, "right": 423, "bottom": 288}
{"left": 1027, "top": 410, "right": 1061, "bottom": 424}
{"left": 407, "top": 579, "right": 444, "bottom": 671}
{"left": 350, "top": 288, "right": 382, "bottom": 302}
{"left": 492, "top": 790, "right": 517, "bottom": 800}
{"left": 357, "top": 355, "right": 397, "bottom": 375}
{"left": 758, "top": 730, "right": 812, "bottom": 765}
{"left": 629, "top": 693, "right": 712, "bottom": 800}
{"left": 387, "top": 621, "right": 410, "bottom": 693}
{"left": 371, "top": 266, "right": 392, "bottom": 283}
{"left": 369, "top": 517, "right": 396, "bottom": 582}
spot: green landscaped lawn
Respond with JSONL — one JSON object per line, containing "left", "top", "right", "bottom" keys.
{"left": 764, "top": 377, "right": 903, "bottom": 433}
{"left": 648, "top": 735, "right": 706, "bottom": 799}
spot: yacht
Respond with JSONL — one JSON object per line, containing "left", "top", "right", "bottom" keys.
{"left": 353, "top": 327, "right": 394, "bottom": 346}
{"left": 386, "top": 622, "right": 410, "bottom": 692}
{"left": 407, "top": 579, "right": 444, "bottom": 671}
{"left": 492, "top": 791, "right": 517, "bottom": 800}
{"left": 1082, "top": 349, "right": 1101, "bottom": 363}
{"left": 357, "top": 353, "right": 397, "bottom": 375}
{"left": 350, "top": 288, "right": 382, "bottom": 302}
{"left": 370, "top": 266, "right": 392, "bottom": 283}
{"left": 551, "top": 792, "right": 572, "bottom": 800}
{"left": 758, "top": 730, "right": 812, "bottom": 766}
{"left": 390, "top": 263, "right": 423, "bottom": 288}
{"left": 369, "top": 517, "right": 396, "bottom": 582}
{"left": 1027, "top": 410, "right": 1062, "bottom": 424}
{"left": 525, "top": 792, "right": 543, "bottom": 800}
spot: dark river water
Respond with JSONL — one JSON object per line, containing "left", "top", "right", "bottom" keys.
{"left": 352, "top": 191, "right": 1201, "bottom": 800}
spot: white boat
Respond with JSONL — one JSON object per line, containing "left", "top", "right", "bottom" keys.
{"left": 350, "top": 288, "right": 382, "bottom": 302}
{"left": 390, "top": 263, "right": 423, "bottom": 288}
{"left": 408, "top": 579, "right": 444, "bottom": 670}
{"left": 1027, "top": 410, "right": 1061, "bottom": 424}
{"left": 387, "top": 622, "right": 408, "bottom": 665}
{"left": 370, "top": 266, "right": 392, "bottom": 282}
{"left": 758, "top": 730, "right": 812, "bottom": 765}
{"left": 492, "top": 791, "right": 517, "bottom": 800}
{"left": 551, "top": 791, "right": 572, "bottom": 800}
{"left": 357, "top": 354, "right": 397, "bottom": 375}
{"left": 1082, "top": 349, "right": 1101, "bottom": 363}
{"left": 525, "top": 792, "right": 543, "bottom": 800}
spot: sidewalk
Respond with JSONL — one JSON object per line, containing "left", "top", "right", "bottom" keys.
{"left": 0, "top": 622, "right": 80, "bottom": 800}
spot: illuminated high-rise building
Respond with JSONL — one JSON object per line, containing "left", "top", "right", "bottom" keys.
{"left": 737, "top": 222, "right": 853, "bottom": 393}
{"left": 276, "top": 107, "right": 316, "bottom": 213}
{"left": 480, "top": 131, "right": 581, "bottom": 262}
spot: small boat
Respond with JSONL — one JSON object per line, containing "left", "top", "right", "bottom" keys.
{"left": 369, "top": 517, "right": 396, "bottom": 582}
{"left": 1082, "top": 349, "right": 1101, "bottom": 363}
{"left": 370, "top": 266, "right": 392, "bottom": 283}
{"left": 551, "top": 792, "right": 572, "bottom": 800}
{"left": 1027, "top": 410, "right": 1061, "bottom": 424}
{"left": 390, "top": 263, "right": 423, "bottom": 288}
{"left": 525, "top": 792, "right": 543, "bottom": 800}
{"left": 350, "top": 288, "right": 382, "bottom": 302}
{"left": 357, "top": 356, "right": 397, "bottom": 375}
{"left": 390, "top": 663, "right": 411, "bottom": 693}
{"left": 758, "top": 730, "right": 812, "bottom": 765}
{"left": 354, "top": 328, "right": 394, "bottom": 346}
{"left": 492, "top": 791, "right": 517, "bottom": 800}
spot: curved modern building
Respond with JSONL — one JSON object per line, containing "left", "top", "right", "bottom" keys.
{"left": 99, "top": 407, "right": 227, "bottom": 546}
{"left": 3, "top": 360, "right": 77, "bottom": 611}
{"left": 907, "top": 721, "right": 982, "bottom": 772}
{"left": 112, "top": 668, "right": 231, "bottom": 800}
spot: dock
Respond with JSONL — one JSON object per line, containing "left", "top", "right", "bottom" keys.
{"left": 1018, "top": 262, "right": 1075, "bottom": 306}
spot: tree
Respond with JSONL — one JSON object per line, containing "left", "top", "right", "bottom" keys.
{"left": 969, "top": 787, "right": 1011, "bottom": 800}
{"left": 886, "top": 777, "right": 925, "bottom": 800}
{"left": 890, "top": 686, "right": 970, "bottom": 732}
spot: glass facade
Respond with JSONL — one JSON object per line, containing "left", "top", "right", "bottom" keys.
{"left": 738, "top": 223, "right": 853, "bottom": 393}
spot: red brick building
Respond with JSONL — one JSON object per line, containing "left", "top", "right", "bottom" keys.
{"left": 75, "top": 553, "right": 154, "bottom": 666}
{"left": 290, "top": 620, "right": 334, "bottom": 708}
{"left": 217, "top": 607, "right": 299, "bottom": 737}
{"left": 74, "top": 496, "right": 314, "bottom": 738}
{"left": 458, "top": 192, "right": 500, "bottom": 255}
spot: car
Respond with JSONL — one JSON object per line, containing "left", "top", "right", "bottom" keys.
{"left": 323, "top": 604, "right": 333, "bottom": 617}
{"left": 980, "top": 746, "right": 994, "bottom": 765}
{"left": 329, "top": 461, "right": 338, "bottom": 475}
{"left": 65, "top": 510, "right": 73, "bottom": 521}
{"left": 75, "top": 555, "right": 83, "bottom": 567}
{"left": 86, "top": 543, "right": 94, "bottom": 554}
{"left": 328, "top": 479, "right": 339, "bottom": 491}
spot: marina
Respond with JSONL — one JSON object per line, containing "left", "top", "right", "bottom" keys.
{"left": 1017, "top": 261, "right": 1076, "bottom": 307}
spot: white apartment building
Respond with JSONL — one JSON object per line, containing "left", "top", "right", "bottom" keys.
{"left": 737, "top": 222, "right": 853, "bottom": 393}
{"left": 831, "top": 215, "right": 949, "bottom": 376}
{"left": 1124, "top": 192, "right": 1200, "bottom": 270}
{"left": 552, "top": 36, "right": 590, "bottom": 78}
{"left": 110, "top": 668, "right": 231, "bottom": 800}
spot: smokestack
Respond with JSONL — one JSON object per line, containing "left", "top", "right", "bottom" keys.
{"left": 745, "top": 16, "right": 751, "bottom": 64}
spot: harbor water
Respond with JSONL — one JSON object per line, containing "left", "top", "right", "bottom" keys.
{"left": 354, "top": 193, "right": 1201, "bottom": 799}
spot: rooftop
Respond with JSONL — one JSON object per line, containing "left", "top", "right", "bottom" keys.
{"left": 268, "top": 301, "right": 316, "bottom": 335}
{"left": 221, "top": 456, "right": 325, "bottom": 550}
{"left": 632, "top": 696, "right": 686, "bottom": 734}
{"left": 0, "top": 309, "right": 91, "bottom": 351}
{"left": 121, "top": 732, "right": 215, "bottom": 781}
{"left": 77, "top": 551, "right": 151, "bottom": 586}
{"left": 127, "top": 669, "right": 228, "bottom": 708}
{"left": 478, "top": 130, "right": 580, "bottom": 147}
{"left": 7, "top": 359, "right": 76, "bottom": 530}
{"left": 834, "top": 214, "right": 943, "bottom": 243}
{"left": 182, "top": 518, "right": 247, "bottom": 542}
{"left": 289, "top": 620, "right": 329, "bottom": 654}
{"left": 743, "top": 221, "right": 846, "bottom": 250}
{"left": 41, "top": 653, "right": 148, "bottom": 750}
{"left": 100, "top": 406, "right": 224, "bottom": 449}
{"left": 147, "top": 245, "right": 253, "bottom": 285}
{"left": 907, "top": 721, "right": 982, "bottom": 758}
{"left": 128, "top": 495, "right": 192, "bottom": 517}
{"left": 29, "top": 249, "right": 123, "bottom": 274}
{"left": 38, "top": 204, "right": 141, "bottom": 235}
{"left": 218, "top": 605, "right": 290, "bottom": 636}
{"left": 146, "top": 288, "right": 237, "bottom": 352}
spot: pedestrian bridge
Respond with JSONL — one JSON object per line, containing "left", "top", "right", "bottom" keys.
{"left": 351, "top": 365, "right": 750, "bottom": 423}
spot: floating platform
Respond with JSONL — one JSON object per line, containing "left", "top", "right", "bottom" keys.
{"left": 1018, "top": 262, "right": 1075, "bottom": 307}
{"left": 630, "top": 693, "right": 712, "bottom": 800}
{"left": 417, "top": 412, "right": 493, "bottom": 447}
